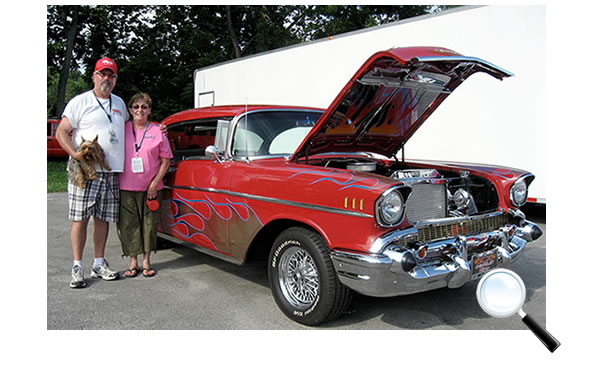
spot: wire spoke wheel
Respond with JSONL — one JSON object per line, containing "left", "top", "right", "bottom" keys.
{"left": 278, "top": 246, "right": 319, "bottom": 310}
{"left": 268, "top": 227, "right": 352, "bottom": 325}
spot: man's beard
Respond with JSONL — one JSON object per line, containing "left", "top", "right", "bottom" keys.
{"left": 99, "top": 81, "right": 111, "bottom": 94}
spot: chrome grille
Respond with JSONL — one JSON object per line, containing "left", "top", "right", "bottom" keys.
{"left": 417, "top": 213, "right": 511, "bottom": 242}
{"left": 397, "top": 213, "right": 513, "bottom": 246}
{"left": 405, "top": 182, "right": 447, "bottom": 223}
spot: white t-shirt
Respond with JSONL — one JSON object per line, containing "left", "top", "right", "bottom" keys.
{"left": 62, "top": 90, "right": 129, "bottom": 172}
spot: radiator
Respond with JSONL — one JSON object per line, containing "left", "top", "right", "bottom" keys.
{"left": 405, "top": 182, "right": 447, "bottom": 223}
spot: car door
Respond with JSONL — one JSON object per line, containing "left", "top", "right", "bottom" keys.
{"left": 160, "top": 119, "right": 235, "bottom": 258}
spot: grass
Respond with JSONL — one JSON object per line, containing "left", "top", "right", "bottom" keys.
{"left": 47, "top": 159, "right": 68, "bottom": 192}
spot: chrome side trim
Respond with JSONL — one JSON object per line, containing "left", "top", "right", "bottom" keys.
{"left": 165, "top": 185, "right": 373, "bottom": 218}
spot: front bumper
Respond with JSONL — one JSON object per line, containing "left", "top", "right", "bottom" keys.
{"left": 330, "top": 213, "right": 542, "bottom": 297}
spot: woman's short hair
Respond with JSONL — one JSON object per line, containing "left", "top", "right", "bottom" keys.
{"left": 128, "top": 92, "right": 152, "bottom": 108}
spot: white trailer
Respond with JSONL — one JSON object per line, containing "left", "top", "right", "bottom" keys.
{"left": 193, "top": 5, "right": 546, "bottom": 204}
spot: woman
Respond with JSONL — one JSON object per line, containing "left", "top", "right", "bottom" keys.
{"left": 118, "top": 93, "right": 173, "bottom": 277}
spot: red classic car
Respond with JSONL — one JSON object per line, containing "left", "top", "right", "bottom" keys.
{"left": 47, "top": 118, "right": 69, "bottom": 157}
{"left": 158, "top": 47, "right": 542, "bottom": 325}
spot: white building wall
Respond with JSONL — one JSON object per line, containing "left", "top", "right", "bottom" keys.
{"left": 194, "top": 6, "right": 546, "bottom": 202}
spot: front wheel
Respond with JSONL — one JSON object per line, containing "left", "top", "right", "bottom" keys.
{"left": 268, "top": 227, "right": 352, "bottom": 325}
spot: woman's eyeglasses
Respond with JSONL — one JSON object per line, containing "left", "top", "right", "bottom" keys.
{"left": 131, "top": 104, "right": 150, "bottom": 110}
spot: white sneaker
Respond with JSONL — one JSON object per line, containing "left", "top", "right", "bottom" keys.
{"left": 70, "top": 265, "right": 86, "bottom": 288}
{"left": 90, "top": 259, "right": 120, "bottom": 281}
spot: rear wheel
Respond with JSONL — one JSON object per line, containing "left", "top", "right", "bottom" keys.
{"left": 268, "top": 227, "right": 352, "bottom": 325}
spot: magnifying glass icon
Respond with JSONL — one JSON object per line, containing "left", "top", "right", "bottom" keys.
{"left": 476, "top": 268, "right": 560, "bottom": 352}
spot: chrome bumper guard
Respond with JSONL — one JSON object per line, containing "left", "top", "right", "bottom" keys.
{"left": 330, "top": 217, "right": 542, "bottom": 297}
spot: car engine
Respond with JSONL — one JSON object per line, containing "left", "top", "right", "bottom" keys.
{"left": 324, "top": 159, "right": 500, "bottom": 220}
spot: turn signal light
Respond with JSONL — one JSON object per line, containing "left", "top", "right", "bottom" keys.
{"left": 416, "top": 246, "right": 427, "bottom": 260}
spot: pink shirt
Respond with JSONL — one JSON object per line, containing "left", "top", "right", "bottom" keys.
{"left": 119, "top": 121, "right": 173, "bottom": 191}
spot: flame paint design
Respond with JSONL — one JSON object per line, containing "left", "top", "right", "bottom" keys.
{"left": 167, "top": 191, "right": 263, "bottom": 255}
{"left": 288, "top": 168, "right": 390, "bottom": 191}
{"left": 466, "top": 166, "right": 520, "bottom": 180}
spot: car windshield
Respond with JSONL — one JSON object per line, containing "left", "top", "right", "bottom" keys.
{"left": 232, "top": 110, "right": 322, "bottom": 157}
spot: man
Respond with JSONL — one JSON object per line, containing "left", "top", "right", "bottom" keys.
{"left": 56, "top": 57, "right": 127, "bottom": 288}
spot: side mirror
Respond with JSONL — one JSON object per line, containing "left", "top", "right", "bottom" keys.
{"left": 205, "top": 145, "right": 222, "bottom": 163}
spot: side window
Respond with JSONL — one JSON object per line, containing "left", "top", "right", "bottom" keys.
{"left": 167, "top": 120, "right": 218, "bottom": 160}
{"left": 232, "top": 127, "right": 264, "bottom": 156}
{"left": 214, "top": 120, "right": 230, "bottom": 153}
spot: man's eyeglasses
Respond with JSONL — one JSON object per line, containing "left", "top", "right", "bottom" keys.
{"left": 131, "top": 104, "right": 150, "bottom": 110}
{"left": 94, "top": 71, "right": 117, "bottom": 79}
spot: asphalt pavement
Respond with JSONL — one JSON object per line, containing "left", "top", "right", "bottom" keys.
{"left": 47, "top": 192, "right": 547, "bottom": 330}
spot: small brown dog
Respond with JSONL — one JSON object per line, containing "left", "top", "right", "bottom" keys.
{"left": 68, "top": 135, "right": 111, "bottom": 188}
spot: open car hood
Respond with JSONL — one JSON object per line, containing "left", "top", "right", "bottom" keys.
{"left": 291, "top": 47, "right": 513, "bottom": 161}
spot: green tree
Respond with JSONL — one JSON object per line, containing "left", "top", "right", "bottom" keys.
{"left": 286, "top": 5, "right": 449, "bottom": 40}
{"left": 47, "top": 68, "right": 88, "bottom": 118}
{"left": 47, "top": 5, "right": 148, "bottom": 116}
{"left": 47, "top": 5, "right": 456, "bottom": 121}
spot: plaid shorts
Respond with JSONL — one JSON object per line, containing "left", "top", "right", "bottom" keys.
{"left": 68, "top": 172, "right": 120, "bottom": 222}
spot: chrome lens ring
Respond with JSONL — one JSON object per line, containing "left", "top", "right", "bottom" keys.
{"left": 375, "top": 186, "right": 406, "bottom": 227}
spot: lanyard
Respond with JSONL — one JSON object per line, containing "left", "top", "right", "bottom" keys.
{"left": 95, "top": 95, "right": 112, "bottom": 123}
{"left": 132, "top": 122, "right": 149, "bottom": 154}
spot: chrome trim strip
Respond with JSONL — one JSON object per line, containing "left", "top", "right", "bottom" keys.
{"left": 165, "top": 185, "right": 373, "bottom": 218}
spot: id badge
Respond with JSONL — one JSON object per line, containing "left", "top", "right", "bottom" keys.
{"left": 109, "top": 128, "right": 118, "bottom": 144}
{"left": 131, "top": 157, "right": 144, "bottom": 173}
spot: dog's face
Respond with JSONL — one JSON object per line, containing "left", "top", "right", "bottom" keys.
{"left": 79, "top": 135, "right": 104, "bottom": 163}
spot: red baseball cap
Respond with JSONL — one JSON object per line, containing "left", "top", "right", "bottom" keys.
{"left": 94, "top": 57, "right": 118, "bottom": 74}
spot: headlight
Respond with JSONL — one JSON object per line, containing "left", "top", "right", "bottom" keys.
{"left": 510, "top": 178, "right": 528, "bottom": 207}
{"left": 376, "top": 187, "right": 405, "bottom": 227}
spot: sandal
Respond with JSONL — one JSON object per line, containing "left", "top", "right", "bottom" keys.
{"left": 124, "top": 267, "right": 140, "bottom": 278}
{"left": 142, "top": 267, "right": 156, "bottom": 277}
